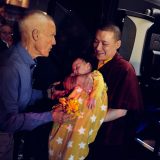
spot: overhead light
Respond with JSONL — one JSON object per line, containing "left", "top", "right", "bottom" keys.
{"left": 5, "top": 0, "right": 30, "bottom": 8}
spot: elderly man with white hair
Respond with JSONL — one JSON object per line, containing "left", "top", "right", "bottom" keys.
{"left": 0, "top": 10, "right": 69, "bottom": 160}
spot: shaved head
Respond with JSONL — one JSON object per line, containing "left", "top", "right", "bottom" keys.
{"left": 18, "top": 10, "right": 56, "bottom": 58}
{"left": 19, "top": 10, "right": 55, "bottom": 42}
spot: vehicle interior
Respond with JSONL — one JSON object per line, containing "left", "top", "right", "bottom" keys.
{"left": 2, "top": 0, "right": 160, "bottom": 159}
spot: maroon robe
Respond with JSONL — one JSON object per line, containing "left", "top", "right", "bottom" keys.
{"left": 94, "top": 53, "right": 143, "bottom": 145}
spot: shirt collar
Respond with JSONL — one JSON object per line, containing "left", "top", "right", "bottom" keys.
{"left": 16, "top": 43, "right": 36, "bottom": 67}
{"left": 97, "top": 53, "right": 118, "bottom": 69}
{"left": 98, "top": 58, "right": 112, "bottom": 69}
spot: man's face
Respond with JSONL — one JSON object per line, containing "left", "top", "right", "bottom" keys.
{"left": 35, "top": 20, "right": 56, "bottom": 57}
{"left": 0, "top": 25, "right": 13, "bottom": 46}
{"left": 0, "top": 7, "right": 5, "bottom": 17}
{"left": 93, "top": 30, "right": 121, "bottom": 61}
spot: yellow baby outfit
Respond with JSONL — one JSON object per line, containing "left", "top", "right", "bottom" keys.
{"left": 49, "top": 70, "right": 108, "bottom": 160}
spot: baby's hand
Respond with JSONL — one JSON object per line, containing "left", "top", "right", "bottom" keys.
{"left": 87, "top": 97, "right": 96, "bottom": 109}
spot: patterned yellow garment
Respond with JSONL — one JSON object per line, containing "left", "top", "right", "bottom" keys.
{"left": 49, "top": 70, "right": 108, "bottom": 160}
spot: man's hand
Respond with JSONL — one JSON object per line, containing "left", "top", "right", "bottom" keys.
{"left": 48, "top": 88, "right": 66, "bottom": 99}
{"left": 47, "top": 81, "right": 67, "bottom": 99}
{"left": 52, "top": 90, "right": 67, "bottom": 99}
{"left": 51, "top": 107, "right": 70, "bottom": 123}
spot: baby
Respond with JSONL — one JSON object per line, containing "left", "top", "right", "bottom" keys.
{"left": 49, "top": 57, "right": 108, "bottom": 160}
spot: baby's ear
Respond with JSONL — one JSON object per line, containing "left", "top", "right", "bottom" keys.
{"left": 87, "top": 62, "right": 92, "bottom": 70}
{"left": 70, "top": 73, "right": 75, "bottom": 76}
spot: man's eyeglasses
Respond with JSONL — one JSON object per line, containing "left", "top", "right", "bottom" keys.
{"left": 1, "top": 31, "right": 13, "bottom": 36}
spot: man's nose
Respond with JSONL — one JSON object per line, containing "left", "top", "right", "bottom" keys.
{"left": 96, "top": 42, "right": 102, "bottom": 50}
{"left": 52, "top": 37, "right": 56, "bottom": 45}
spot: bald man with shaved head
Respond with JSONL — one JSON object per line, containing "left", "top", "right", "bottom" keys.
{"left": 0, "top": 10, "right": 69, "bottom": 160}
{"left": 19, "top": 10, "right": 56, "bottom": 58}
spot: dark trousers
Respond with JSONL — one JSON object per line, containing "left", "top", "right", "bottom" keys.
{"left": 13, "top": 123, "right": 52, "bottom": 160}
{"left": 0, "top": 132, "right": 14, "bottom": 160}
{"left": 86, "top": 143, "right": 128, "bottom": 160}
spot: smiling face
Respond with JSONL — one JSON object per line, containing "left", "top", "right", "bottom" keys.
{"left": 93, "top": 30, "right": 121, "bottom": 62}
{"left": 72, "top": 58, "right": 92, "bottom": 75}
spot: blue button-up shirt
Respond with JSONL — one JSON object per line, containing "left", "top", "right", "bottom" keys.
{"left": 0, "top": 43, "right": 52, "bottom": 133}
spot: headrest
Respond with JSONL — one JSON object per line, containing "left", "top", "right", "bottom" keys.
{"left": 147, "top": 8, "right": 160, "bottom": 18}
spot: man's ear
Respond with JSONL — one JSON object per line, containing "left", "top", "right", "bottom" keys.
{"left": 32, "top": 29, "right": 39, "bottom": 41}
{"left": 116, "top": 40, "right": 121, "bottom": 49}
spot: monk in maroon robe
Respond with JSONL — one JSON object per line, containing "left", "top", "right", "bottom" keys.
{"left": 87, "top": 24, "right": 143, "bottom": 160}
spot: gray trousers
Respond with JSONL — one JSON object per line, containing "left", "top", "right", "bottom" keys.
{"left": 0, "top": 132, "right": 14, "bottom": 160}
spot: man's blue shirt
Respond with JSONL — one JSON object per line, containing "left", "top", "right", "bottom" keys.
{"left": 0, "top": 43, "right": 52, "bottom": 133}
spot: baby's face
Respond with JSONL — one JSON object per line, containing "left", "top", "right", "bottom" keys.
{"left": 72, "top": 58, "right": 91, "bottom": 75}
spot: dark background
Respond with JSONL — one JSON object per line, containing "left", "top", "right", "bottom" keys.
{"left": 1, "top": 0, "right": 160, "bottom": 159}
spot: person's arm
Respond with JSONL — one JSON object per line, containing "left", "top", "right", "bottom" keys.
{"left": 52, "top": 106, "right": 70, "bottom": 124}
{"left": 0, "top": 67, "right": 68, "bottom": 133}
{"left": 87, "top": 71, "right": 107, "bottom": 109}
{"left": 47, "top": 81, "right": 67, "bottom": 100}
{"left": 73, "top": 71, "right": 107, "bottom": 109}
{"left": 103, "top": 62, "right": 143, "bottom": 122}
{"left": 104, "top": 108, "right": 127, "bottom": 122}
{"left": 76, "top": 74, "right": 93, "bottom": 94}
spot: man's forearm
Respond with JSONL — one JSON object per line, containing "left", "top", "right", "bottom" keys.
{"left": 104, "top": 108, "right": 127, "bottom": 122}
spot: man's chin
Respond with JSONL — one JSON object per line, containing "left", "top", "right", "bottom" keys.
{"left": 97, "top": 54, "right": 105, "bottom": 60}
{"left": 40, "top": 52, "right": 49, "bottom": 57}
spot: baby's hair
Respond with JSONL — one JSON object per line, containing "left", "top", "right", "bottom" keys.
{"left": 73, "top": 54, "right": 96, "bottom": 71}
